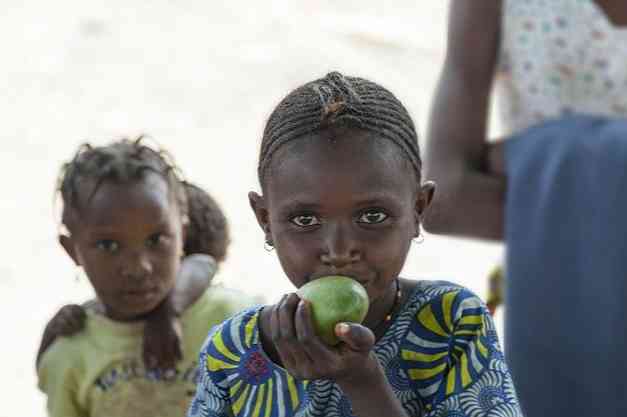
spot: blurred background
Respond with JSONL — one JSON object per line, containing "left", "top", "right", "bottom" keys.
{"left": 0, "top": 1, "right": 504, "bottom": 415}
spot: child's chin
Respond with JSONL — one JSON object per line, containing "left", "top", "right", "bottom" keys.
{"left": 116, "top": 295, "right": 166, "bottom": 320}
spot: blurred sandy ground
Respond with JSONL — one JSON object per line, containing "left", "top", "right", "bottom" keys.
{"left": 0, "top": 1, "right": 503, "bottom": 415}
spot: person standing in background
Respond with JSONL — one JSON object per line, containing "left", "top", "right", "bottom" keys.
{"left": 424, "top": 1, "right": 627, "bottom": 416}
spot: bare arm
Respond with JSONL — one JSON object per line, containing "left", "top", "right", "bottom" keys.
{"left": 36, "top": 304, "right": 87, "bottom": 369}
{"left": 142, "top": 254, "right": 217, "bottom": 369}
{"left": 423, "top": 0, "right": 505, "bottom": 240}
{"left": 36, "top": 256, "right": 217, "bottom": 370}
{"left": 171, "top": 254, "right": 217, "bottom": 314}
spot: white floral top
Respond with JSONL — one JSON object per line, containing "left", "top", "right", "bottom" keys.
{"left": 497, "top": 0, "right": 627, "bottom": 135}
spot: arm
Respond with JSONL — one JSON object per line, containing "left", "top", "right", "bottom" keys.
{"left": 423, "top": 0, "right": 505, "bottom": 240}
{"left": 171, "top": 254, "right": 217, "bottom": 315}
{"left": 36, "top": 304, "right": 87, "bottom": 369}
{"left": 187, "top": 335, "right": 234, "bottom": 417}
{"left": 266, "top": 294, "right": 410, "bottom": 417}
{"left": 142, "top": 254, "right": 217, "bottom": 369}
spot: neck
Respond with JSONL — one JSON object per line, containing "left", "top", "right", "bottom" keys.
{"left": 362, "top": 278, "right": 400, "bottom": 335}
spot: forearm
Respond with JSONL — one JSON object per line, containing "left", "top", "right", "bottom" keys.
{"left": 423, "top": 0, "right": 503, "bottom": 241}
{"left": 424, "top": 84, "right": 505, "bottom": 239}
{"left": 425, "top": 162, "right": 505, "bottom": 240}
{"left": 171, "top": 254, "right": 216, "bottom": 315}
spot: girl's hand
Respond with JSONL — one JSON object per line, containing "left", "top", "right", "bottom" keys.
{"left": 142, "top": 254, "right": 216, "bottom": 370}
{"left": 36, "top": 304, "right": 87, "bottom": 368}
{"left": 142, "top": 300, "right": 183, "bottom": 370}
{"left": 270, "top": 293, "right": 378, "bottom": 384}
{"left": 47, "top": 304, "right": 87, "bottom": 336}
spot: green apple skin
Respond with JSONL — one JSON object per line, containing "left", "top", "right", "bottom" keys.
{"left": 297, "top": 275, "right": 369, "bottom": 345}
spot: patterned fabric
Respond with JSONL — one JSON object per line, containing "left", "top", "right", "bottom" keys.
{"left": 188, "top": 281, "right": 522, "bottom": 417}
{"left": 497, "top": 0, "right": 627, "bottom": 135}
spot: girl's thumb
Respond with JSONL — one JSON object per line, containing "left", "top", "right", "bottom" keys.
{"left": 334, "top": 323, "right": 375, "bottom": 352}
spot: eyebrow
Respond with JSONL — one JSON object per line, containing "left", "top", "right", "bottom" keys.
{"left": 85, "top": 218, "right": 171, "bottom": 235}
{"left": 352, "top": 192, "right": 404, "bottom": 205}
{"left": 275, "top": 199, "right": 322, "bottom": 213}
{"left": 276, "top": 191, "right": 406, "bottom": 212}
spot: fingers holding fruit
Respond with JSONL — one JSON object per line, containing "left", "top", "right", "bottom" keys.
{"left": 269, "top": 276, "right": 376, "bottom": 381}
{"left": 296, "top": 276, "right": 369, "bottom": 346}
{"left": 271, "top": 294, "right": 309, "bottom": 375}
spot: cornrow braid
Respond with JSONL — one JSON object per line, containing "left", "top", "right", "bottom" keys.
{"left": 258, "top": 71, "right": 422, "bottom": 185}
{"left": 57, "top": 136, "right": 187, "bottom": 229}
{"left": 183, "top": 181, "right": 230, "bottom": 263}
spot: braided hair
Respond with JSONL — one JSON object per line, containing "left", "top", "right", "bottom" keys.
{"left": 183, "top": 181, "right": 230, "bottom": 263}
{"left": 57, "top": 136, "right": 187, "bottom": 231}
{"left": 258, "top": 71, "right": 422, "bottom": 186}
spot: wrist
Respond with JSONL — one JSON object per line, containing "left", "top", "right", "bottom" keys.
{"left": 335, "top": 354, "right": 384, "bottom": 392}
{"left": 154, "top": 293, "right": 180, "bottom": 318}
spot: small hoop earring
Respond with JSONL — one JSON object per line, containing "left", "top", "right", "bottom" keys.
{"left": 264, "top": 239, "right": 274, "bottom": 252}
{"left": 413, "top": 231, "right": 424, "bottom": 245}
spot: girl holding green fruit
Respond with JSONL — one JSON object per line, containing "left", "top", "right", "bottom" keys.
{"left": 188, "top": 72, "right": 522, "bottom": 417}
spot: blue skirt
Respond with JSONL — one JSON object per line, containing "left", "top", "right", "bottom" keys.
{"left": 505, "top": 115, "right": 627, "bottom": 416}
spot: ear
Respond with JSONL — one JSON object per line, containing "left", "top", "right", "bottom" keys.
{"left": 248, "top": 191, "right": 272, "bottom": 243}
{"left": 414, "top": 181, "right": 436, "bottom": 235}
{"left": 59, "top": 234, "right": 81, "bottom": 266}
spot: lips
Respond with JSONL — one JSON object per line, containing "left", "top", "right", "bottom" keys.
{"left": 308, "top": 272, "right": 371, "bottom": 287}
{"left": 122, "top": 288, "right": 158, "bottom": 298}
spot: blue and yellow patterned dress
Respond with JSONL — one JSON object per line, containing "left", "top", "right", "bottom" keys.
{"left": 188, "top": 281, "right": 522, "bottom": 417}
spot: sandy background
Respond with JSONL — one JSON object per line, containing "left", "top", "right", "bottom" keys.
{"left": 0, "top": 1, "right": 503, "bottom": 415}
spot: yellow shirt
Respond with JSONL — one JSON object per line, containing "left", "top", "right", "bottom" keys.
{"left": 38, "top": 286, "right": 260, "bottom": 417}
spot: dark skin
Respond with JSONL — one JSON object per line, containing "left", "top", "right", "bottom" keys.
{"left": 424, "top": 0, "right": 627, "bottom": 240}
{"left": 39, "top": 173, "right": 186, "bottom": 368}
{"left": 35, "top": 253, "right": 216, "bottom": 369}
{"left": 249, "top": 127, "right": 434, "bottom": 417}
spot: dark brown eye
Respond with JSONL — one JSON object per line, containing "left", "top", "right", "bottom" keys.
{"left": 358, "top": 210, "right": 388, "bottom": 224}
{"left": 147, "top": 233, "right": 165, "bottom": 248}
{"left": 96, "top": 240, "right": 119, "bottom": 253}
{"left": 290, "top": 214, "right": 321, "bottom": 227}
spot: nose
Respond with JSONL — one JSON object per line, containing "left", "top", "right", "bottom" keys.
{"left": 320, "top": 222, "right": 361, "bottom": 269}
{"left": 122, "top": 250, "right": 153, "bottom": 280}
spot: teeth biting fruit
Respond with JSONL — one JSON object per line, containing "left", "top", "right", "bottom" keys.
{"left": 297, "top": 275, "right": 369, "bottom": 345}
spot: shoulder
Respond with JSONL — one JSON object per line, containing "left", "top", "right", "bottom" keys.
{"left": 396, "top": 281, "right": 521, "bottom": 411}
{"left": 183, "top": 286, "right": 263, "bottom": 326}
{"left": 201, "top": 285, "right": 263, "bottom": 313}
{"left": 37, "top": 324, "right": 89, "bottom": 394}
{"left": 198, "top": 306, "right": 263, "bottom": 373}
{"left": 404, "top": 280, "right": 490, "bottom": 344}
{"left": 188, "top": 308, "right": 265, "bottom": 417}
{"left": 409, "top": 280, "right": 487, "bottom": 316}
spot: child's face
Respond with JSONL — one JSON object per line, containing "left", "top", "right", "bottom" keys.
{"left": 62, "top": 173, "right": 183, "bottom": 321}
{"left": 251, "top": 127, "right": 433, "bottom": 305}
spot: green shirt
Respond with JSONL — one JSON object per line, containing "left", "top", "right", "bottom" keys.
{"left": 38, "top": 286, "right": 260, "bottom": 417}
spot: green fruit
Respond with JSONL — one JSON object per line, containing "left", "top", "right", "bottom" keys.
{"left": 297, "top": 275, "right": 369, "bottom": 346}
